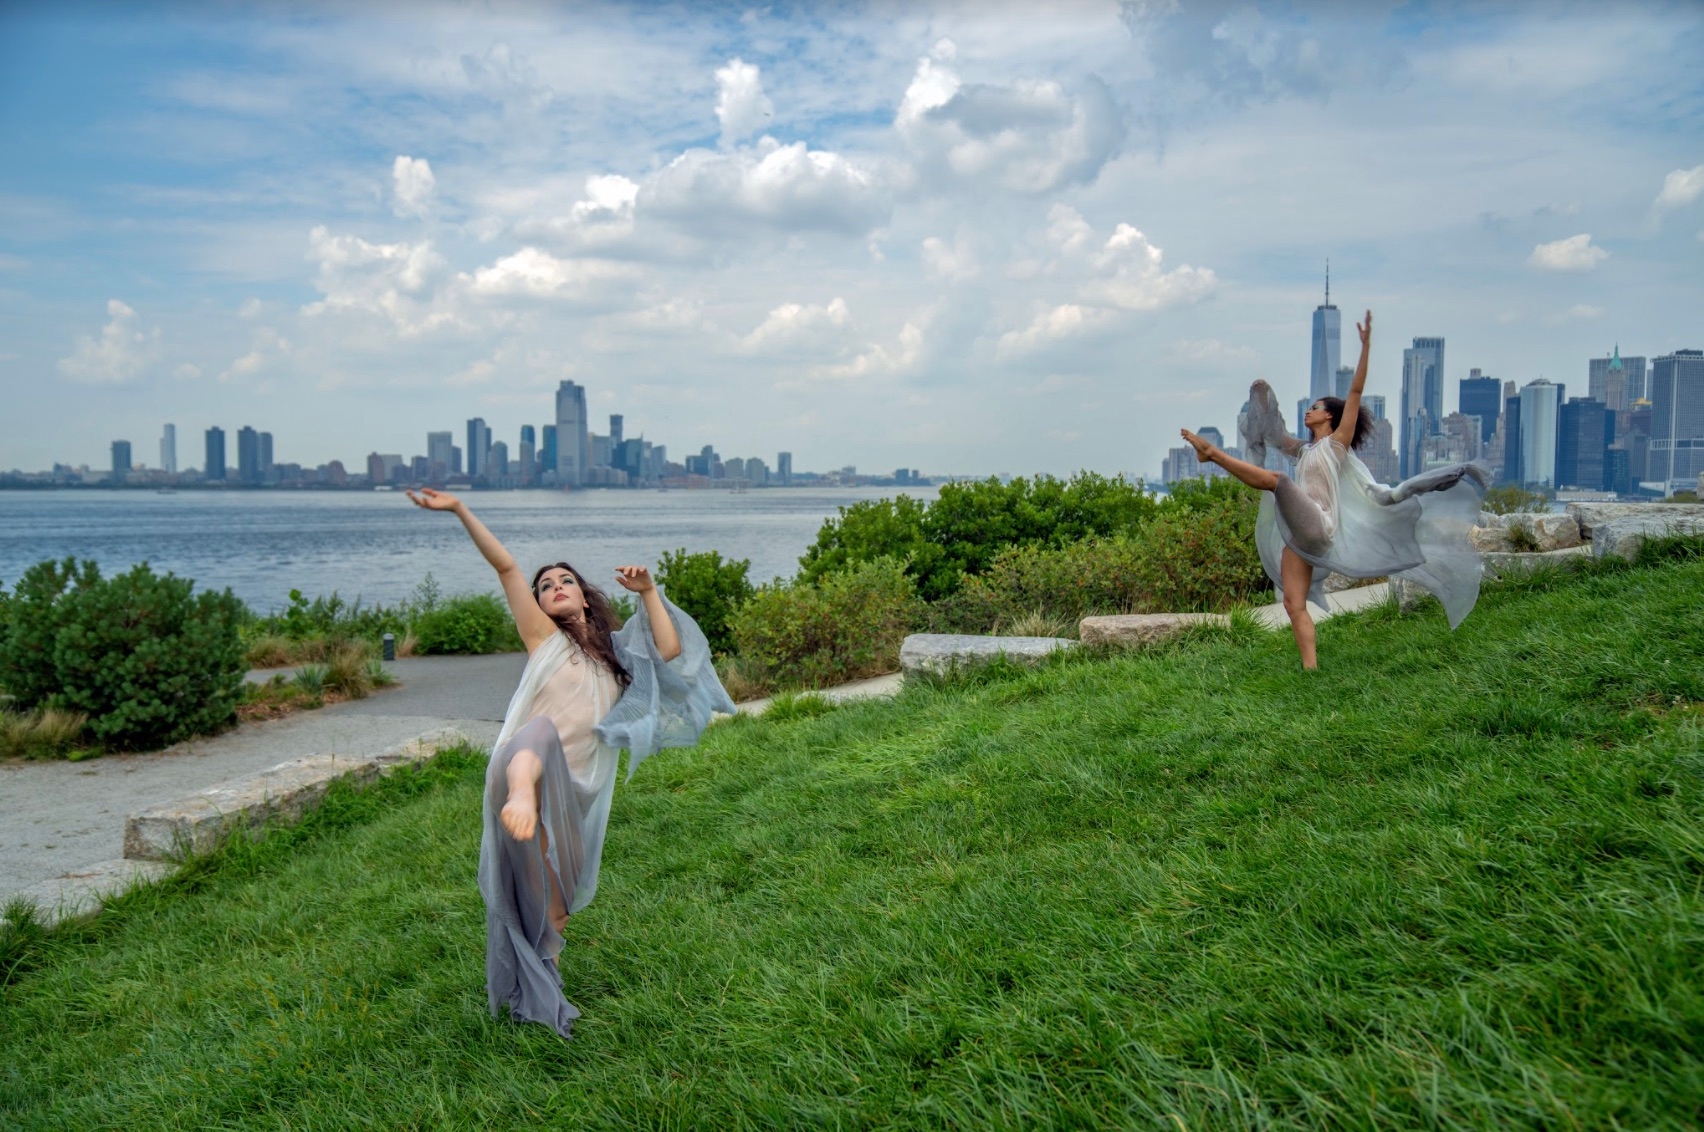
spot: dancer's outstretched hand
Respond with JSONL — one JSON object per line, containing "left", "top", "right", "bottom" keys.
{"left": 1358, "top": 310, "right": 1372, "bottom": 347}
{"left": 407, "top": 487, "right": 461, "bottom": 511}
{"left": 613, "top": 565, "right": 656, "bottom": 594}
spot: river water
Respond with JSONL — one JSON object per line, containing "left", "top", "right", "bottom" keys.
{"left": 0, "top": 487, "right": 938, "bottom": 613}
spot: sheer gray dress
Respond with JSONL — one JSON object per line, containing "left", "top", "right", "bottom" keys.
{"left": 1240, "top": 380, "right": 1489, "bottom": 628}
{"left": 478, "top": 592, "right": 734, "bottom": 1039}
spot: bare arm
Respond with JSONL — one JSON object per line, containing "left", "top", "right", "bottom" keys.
{"left": 406, "top": 488, "right": 558, "bottom": 652}
{"left": 614, "top": 566, "right": 682, "bottom": 662}
{"left": 1332, "top": 310, "right": 1372, "bottom": 450}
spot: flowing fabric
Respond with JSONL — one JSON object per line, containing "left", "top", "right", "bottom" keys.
{"left": 1240, "top": 380, "right": 1489, "bottom": 629}
{"left": 478, "top": 591, "right": 735, "bottom": 1038}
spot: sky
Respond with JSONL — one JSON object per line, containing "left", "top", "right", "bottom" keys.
{"left": 1, "top": 0, "right": 1700, "bottom": 480}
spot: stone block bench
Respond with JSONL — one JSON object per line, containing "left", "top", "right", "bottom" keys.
{"left": 123, "top": 727, "right": 468, "bottom": 862}
{"left": 899, "top": 634, "right": 1077, "bottom": 675}
{"left": 1078, "top": 612, "right": 1230, "bottom": 648}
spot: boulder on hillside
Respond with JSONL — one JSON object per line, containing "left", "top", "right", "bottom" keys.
{"left": 1480, "top": 546, "right": 1590, "bottom": 579}
{"left": 1079, "top": 613, "right": 1230, "bottom": 648}
{"left": 1473, "top": 513, "right": 1580, "bottom": 553}
{"left": 1590, "top": 513, "right": 1704, "bottom": 560}
{"left": 899, "top": 634, "right": 1078, "bottom": 675}
{"left": 1567, "top": 502, "right": 1704, "bottom": 540}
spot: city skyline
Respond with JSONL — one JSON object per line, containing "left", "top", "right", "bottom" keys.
{"left": 1, "top": 5, "right": 1700, "bottom": 479}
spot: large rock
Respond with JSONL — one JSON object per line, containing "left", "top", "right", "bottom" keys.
{"left": 1470, "top": 525, "right": 1513, "bottom": 552}
{"left": 1481, "top": 546, "right": 1590, "bottom": 579}
{"left": 1591, "top": 513, "right": 1704, "bottom": 560}
{"left": 1568, "top": 502, "right": 1704, "bottom": 540}
{"left": 1078, "top": 613, "right": 1230, "bottom": 648}
{"left": 899, "top": 634, "right": 1077, "bottom": 675}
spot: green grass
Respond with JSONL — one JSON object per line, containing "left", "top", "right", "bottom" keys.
{"left": 4, "top": 558, "right": 1704, "bottom": 1128}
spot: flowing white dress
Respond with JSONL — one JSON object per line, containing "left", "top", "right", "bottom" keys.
{"left": 478, "top": 592, "right": 733, "bottom": 1039}
{"left": 1241, "top": 381, "right": 1488, "bottom": 629}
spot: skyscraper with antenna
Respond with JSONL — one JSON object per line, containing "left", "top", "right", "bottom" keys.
{"left": 1310, "top": 261, "right": 1340, "bottom": 403}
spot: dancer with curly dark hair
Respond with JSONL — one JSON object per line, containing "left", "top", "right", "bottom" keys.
{"left": 1182, "top": 311, "right": 1487, "bottom": 667}
{"left": 408, "top": 487, "right": 733, "bottom": 1039}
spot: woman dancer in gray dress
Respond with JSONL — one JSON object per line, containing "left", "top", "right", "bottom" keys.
{"left": 1181, "top": 311, "right": 1487, "bottom": 668}
{"left": 408, "top": 487, "right": 733, "bottom": 1038}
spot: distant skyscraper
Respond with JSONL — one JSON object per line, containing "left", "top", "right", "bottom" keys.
{"left": 1310, "top": 264, "right": 1340, "bottom": 402}
{"left": 111, "top": 440, "right": 132, "bottom": 479}
{"left": 541, "top": 425, "right": 557, "bottom": 479}
{"left": 466, "top": 418, "right": 492, "bottom": 479}
{"left": 1519, "top": 379, "right": 1563, "bottom": 487}
{"left": 609, "top": 414, "right": 623, "bottom": 449}
{"left": 554, "top": 381, "right": 589, "bottom": 485}
{"left": 1400, "top": 337, "right": 1446, "bottom": 477}
{"left": 777, "top": 451, "right": 793, "bottom": 485}
{"left": 237, "top": 426, "right": 262, "bottom": 484}
{"left": 204, "top": 426, "right": 226, "bottom": 480}
{"left": 1334, "top": 365, "right": 1354, "bottom": 400}
{"left": 427, "top": 431, "right": 455, "bottom": 475}
{"left": 1362, "top": 394, "right": 1386, "bottom": 421}
{"left": 489, "top": 440, "right": 509, "bottom": 479}
{"left": 518, "top": 425, "right": 536, "bottom": 485}
{"left": 1648, "top": 349, "right": 1704, "bottom": 490}
{"left": 1589, "top": 346, "right": 1647, "bottom": 415}
{"left": 1500, "top": 384, "right": 1523, "bottom": 486}
{"left": 1557, "top": 397, "right": 1611, "bottom": 490}
{"left": 1459, "top": 370, "right": 1501, "bottom": 444}
{"left": 260, "top": 432, "right": 273, "bottom": 479}
{"left": 159, "top": 424, "right": 177, "bottom": 474}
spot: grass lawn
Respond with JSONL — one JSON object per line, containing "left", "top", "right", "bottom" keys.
{"left": 3, "top": 556, "right": 1703, "bottom": 1129}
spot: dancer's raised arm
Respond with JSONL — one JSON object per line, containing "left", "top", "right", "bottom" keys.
{"left": 1333, "top": 310, "right": 1372, "bottom": 450}
{"left": 406, "top": 488, "right": 559, "bottom": 651}
{"left": 612, "top": 566, "right": 682, "bottom": 662}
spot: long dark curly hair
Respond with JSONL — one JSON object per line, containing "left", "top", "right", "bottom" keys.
{"left": 1318, "top": 396, "right": 1376, "bottom": 450}
{"left": 530, "top": 562, "right": 632, "bottom": 689}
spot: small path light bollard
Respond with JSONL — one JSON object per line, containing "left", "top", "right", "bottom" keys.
{"left": 382, "top": 633, "right": 396, "bottom": 662}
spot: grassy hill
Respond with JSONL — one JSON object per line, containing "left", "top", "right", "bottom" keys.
{"left": 4, "top": 555, "right": 1703, "bottom": 1129}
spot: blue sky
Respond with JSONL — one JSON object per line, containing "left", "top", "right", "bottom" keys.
{"left": 2, "top": 0, "right": 1700, "bottom": 478}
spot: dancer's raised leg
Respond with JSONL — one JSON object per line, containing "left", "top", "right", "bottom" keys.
{"left": 1280, "top": 548, "right": 1318, "bottom": 669}
{"left": 498, "top": 725, "right": 571, "bottom": 943}
{"left": 1181, "top": 429, "right": 1279, "bottom": 492}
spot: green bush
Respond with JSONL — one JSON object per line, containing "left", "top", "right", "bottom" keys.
{"left": 656, "top": 548, "right": 754, "bottom": 655}
{"left": 729, "top": 558, "right": 920, "bottom": 692}
{"left": 0, "top": 559, "right": 102, "bottom": 709}
{"left": 412, "top": 593, "right": 524, "bottom": 655}
{"left": 1483, "top": 484, "right": 1550, "bottom": 514}
{"left": 17, "top": 562, "right": 248, "bottom": 750}
{"left": 943, "top": 489, "right": 1266, "bottom": 632}
{"left": 799, "top": 471, "right": 1157, "bottom": 601}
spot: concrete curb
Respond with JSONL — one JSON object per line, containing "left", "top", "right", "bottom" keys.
{"left": 10, "top": 859, "right": 176, "bottom": 929}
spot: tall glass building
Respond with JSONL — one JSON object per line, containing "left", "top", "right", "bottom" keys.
{"left": 1309, "top": 266, "right": 1340, "bottom": 402}
{"left": 1648, "top": 349, "right": 1704, "bottom": 491}
{"left": 1518, "top": 379, "right": 1563, "bottom": 487}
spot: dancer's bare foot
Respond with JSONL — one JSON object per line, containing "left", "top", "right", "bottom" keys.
{"left": 1181, "top": 429, "right": 1217, "bottom": 463}
{"left": 501, "top": 753, "right": 539, "bottom": 841}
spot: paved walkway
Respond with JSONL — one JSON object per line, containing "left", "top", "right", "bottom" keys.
{"left": 1, "top": 655, "right": 523, "bottom": 909}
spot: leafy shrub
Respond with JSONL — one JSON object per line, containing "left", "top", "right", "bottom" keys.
{"left": 656, "top": 548, "right": 754, "bottom": 655}
{"left": 0, "top": 559, "right": 102, "bottom": 709}
{"left": 1483, "top": 484, "right": 1550, "bottom": 515}
{"left": 292, "top": 665, "right": 327, "bottom": 697}
{"left": 3, "top": 561, "right": 248, "bottom": 750}
{"left": 799, "top": 472, "right": 1157, "bottom": 601}
{"left": 324, "top": 644, "right": 374, "bottom": 699}
{"left": 413, "top": 593, "right": 524, "bottom": 655}
{"left": 729, "top": 558, "right": 920, "bottom": 693}
{"left": 944, "top": 490, "right": 1266, "bottom": 632}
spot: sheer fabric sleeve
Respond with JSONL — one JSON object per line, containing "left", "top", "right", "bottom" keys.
{"left": 1239, "top": 379, "right": 1300, "bottom": 468}
{"left": 596, "top": 588, "right": 736, "bottom": 780}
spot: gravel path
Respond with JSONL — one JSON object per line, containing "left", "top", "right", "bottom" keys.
{"left": 1, "top": 655, "right": 524, "bottom": 907}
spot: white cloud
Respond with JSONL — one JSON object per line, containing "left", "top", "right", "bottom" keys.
{"left": 461, "top": 247, "right": 638, "bottom": 301}
{"left": 392, "top": 155, "right": 436, "bottom": 219}
{"left": 1529, "top": 233, "right": 1609, "bottom": 272}
{"left": 1550, "top": 303, "right": 1604, "bottom": 324}
{"left": 1654, "top": 164, "right": 1704, "bottom": 212}
{"left": 895, "top": 44, "right": 1124, "bottom": 194}
{"left": 808, "top": 314, "right": 929, "bottom": 382}
{"left": 56, "top": 299, "right": 159, "bottom": 384}
{"left": 219, "top": 326, "right": 291, "bottom": 382}
{"left": 996, "top": 303, "right": 1114, "bottom": 359}
{"left": 302, "top": 225, "right": 454, "bottom": 334}
{"left": 922, "top": 234, "right": 979, "bottom": 281}
{"left": 1080, "top": 222, "right": 1218, "bottom": 311}
{"left": 640, "top": 137, "right": 889, "bottom": 237}
{"left": 714, "top": 58, "right": 773, "bottom": 148}
{"left": 738, "top": 297, "right": 852, "bottom": 354}
{"left": 1169, "top": 338, "right": 1258, "bottom": 364}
